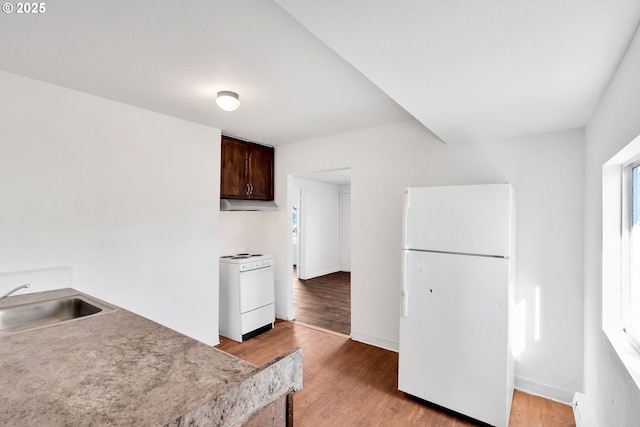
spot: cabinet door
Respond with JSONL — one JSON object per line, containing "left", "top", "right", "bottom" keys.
{"left": 247, "top": 144, "right": 274, "bottom": 200}
{"left": 220, "top": 136, "right": 248, "bottom": 199}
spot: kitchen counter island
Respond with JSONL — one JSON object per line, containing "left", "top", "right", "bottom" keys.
{"left": 0, "top": 288, "right": 302, "bottom": 426}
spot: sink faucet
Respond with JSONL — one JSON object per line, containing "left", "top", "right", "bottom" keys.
{"left": 0, "top": 283, "right": 31, "bottom": 301}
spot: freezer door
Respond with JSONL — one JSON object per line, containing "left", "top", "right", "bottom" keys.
{"left": 398, "top": 250, "right": 513, "bottom": 427}
{"left": 403, "top": 184, "right": 514, "bottom": 257}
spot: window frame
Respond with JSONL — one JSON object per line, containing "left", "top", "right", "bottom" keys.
{"left": 622, "top": 158, "right": 640, "bottom": 350}
{"left": 602, "top": 134, "right": 640, "bottom": 391}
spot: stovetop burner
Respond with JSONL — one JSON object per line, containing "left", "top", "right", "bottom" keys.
{"left": 220, "top": 253, "right": 274, "bottom": 269}
{"left": 221, "top": 253, "right": 266, "bottom": 260}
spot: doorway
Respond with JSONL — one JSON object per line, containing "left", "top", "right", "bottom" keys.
{"left": 290, "top": 168, "right": 351, "bottom": 335}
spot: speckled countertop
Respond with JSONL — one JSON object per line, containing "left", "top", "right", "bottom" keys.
{"left": 0, "top": 288, "right": 302, "bottom": 426}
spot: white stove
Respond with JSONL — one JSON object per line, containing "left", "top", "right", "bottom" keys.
{"left": 219, "top": 253, "right": 274, "bottom": 271}
{"left": 219, "top": 253, "right": 275, "bottom": 342}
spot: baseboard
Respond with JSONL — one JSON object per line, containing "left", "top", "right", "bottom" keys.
{"left": 275, "top": 313, "right": 295, "bottom": 321}
{"left": 350, "top": 331, "right": 399, "bottom": 352}
{"left": 572, "top": 392, "right": 598, "bottom": 427}
{"left": 514, "top": 375, "right": 574, "bottom": 404}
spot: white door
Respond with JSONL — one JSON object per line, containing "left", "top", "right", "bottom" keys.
{"left": 398, "top": 249, "right": 512, "bottom": 427}
{"left": 292, "top": 188, "right": 301, "bottom": 267}
{"left": 341, "top": 191, "right": 351, "bottom": 272}
{"left": 296, "top": 189, "right": 306, "bottom": 279}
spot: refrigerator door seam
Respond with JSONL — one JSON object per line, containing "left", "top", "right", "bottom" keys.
{"left": 408, "top": 248, "right": 509, "bottom": 259}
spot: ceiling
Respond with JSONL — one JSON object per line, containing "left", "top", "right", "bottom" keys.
{"left": 295, "top": 168, "right": 351, "bottom": 186}
{"left": 275, "top": 0, "right": 640, "bottom": 143}
{"left": 0, "top": 1, "right": 411, "bottom": 146}
{"left": 2, "top": 1, "right": 640, "bottom": 146}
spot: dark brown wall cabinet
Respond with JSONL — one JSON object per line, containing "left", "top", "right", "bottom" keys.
{"left": 220, "top": 135, "right": 274, "bottom": 200}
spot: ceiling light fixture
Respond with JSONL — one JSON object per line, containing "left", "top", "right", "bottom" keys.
{"left": 216, "top": 91, "right": 240, "bottom": 112}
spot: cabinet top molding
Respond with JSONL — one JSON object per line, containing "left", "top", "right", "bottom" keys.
{"left": 222, "top": 134, "right": 274, "bottom": 149}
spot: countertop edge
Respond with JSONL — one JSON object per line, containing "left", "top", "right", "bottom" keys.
{"left": 165, "top": 347, "right": 303, "bottom": 427}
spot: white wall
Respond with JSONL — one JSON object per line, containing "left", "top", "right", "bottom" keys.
{"left": 0, "top": 71, "right": 221, "bottom": 345}
{"left": 293, "top": 177, "right": 342, "bottom": 279}
{"left": 464, "top": 131, "right": 585, "bottom": 402}
{"left": 219, "top": 211, "right": 266, "bottom": 256}
{"left": 263, "top": 119, "right": 584, "bottom": 402}
{"left": 583, "top": 22, "right": 640, "bottom": 426}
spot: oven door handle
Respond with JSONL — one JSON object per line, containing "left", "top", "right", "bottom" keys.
{"left": 239, "top": 265, "right": 274, "bottom": 274}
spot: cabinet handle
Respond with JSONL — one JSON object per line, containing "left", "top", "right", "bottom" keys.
{"left": 246, "top": 183, "right": 250, "bottom": 195}
{"left": 250, "top": 183, "right": 253, "bottom": 194}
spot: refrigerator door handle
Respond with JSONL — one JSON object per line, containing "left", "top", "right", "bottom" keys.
{"left": 402, "top": 188, "right": 410, "bottom": 249}
{"left": 401, "top": 250, "right": 409, "bottom": 317}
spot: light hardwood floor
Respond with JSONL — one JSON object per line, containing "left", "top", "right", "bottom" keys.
{"left": 293, "top": 268, "right": 350, "bottom": 335}
{"left": 216, "top": 320, "right": 575, "bottom": 427}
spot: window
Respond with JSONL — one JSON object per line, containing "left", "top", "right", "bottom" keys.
{"left": 623, "top": 160, "right": 640, "bottom": 348}
{"left": 292, "top": 205, "right": 298, "bottom": 244}
{"left": 602, "top": 134, "right": 640, "bottom": 390}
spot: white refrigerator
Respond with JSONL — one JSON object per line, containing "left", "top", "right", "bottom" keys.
{"left": 398, "top": 184, "right": 515, "bottom": 427}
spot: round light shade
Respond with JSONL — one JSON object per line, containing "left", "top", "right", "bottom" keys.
{"left": 216, "top": 91, "right": 240, "bottom": 111}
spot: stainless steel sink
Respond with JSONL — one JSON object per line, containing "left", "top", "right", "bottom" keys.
{"left": 0, "top": 295, "right": 114, "bottom": 334}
